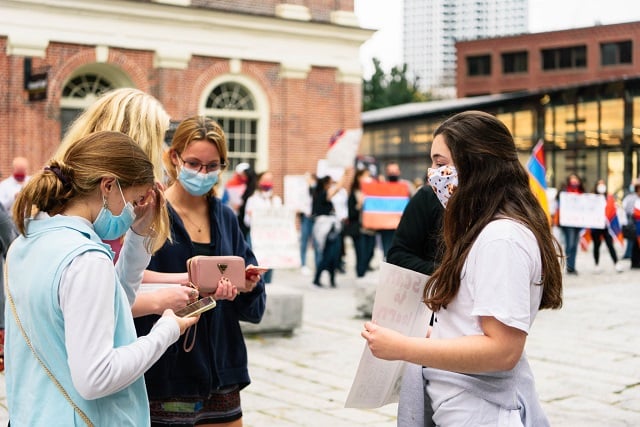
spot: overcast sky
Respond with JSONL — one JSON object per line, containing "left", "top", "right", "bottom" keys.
{"left": 354, "top": 0, "right": 640, "bottom": 76}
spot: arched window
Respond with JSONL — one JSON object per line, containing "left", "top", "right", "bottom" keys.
{"left": 203, "top": 82, "right": 259, "bottom": 172}
{"left": 60, "top": 64, "right": 134, "bottom": 138}
{"left": 60, "top": 73, "right": 114, "bottom": 137}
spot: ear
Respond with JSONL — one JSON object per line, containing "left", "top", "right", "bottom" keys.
{"left": 100, "top": 177, "right": 117, "bottom": 194}
{"left": 169, "top": 149, "right": 180, "bottom": 166}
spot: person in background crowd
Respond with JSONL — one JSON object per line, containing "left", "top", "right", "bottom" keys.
{"left": 237, "top": 167, "right": 258, "bottom": 243}
{"left": 244, "top": 170, "right": 282, "bottom": 284}
{"left": 377, "top": 161, "right": 413, "bottom": 259}
{"left": 298, "top": 172, "right": 316, "bottom": 276}
{"left": 5, "top": 131, "right": 197, "bottom": 426}
{"left": 134, "top": 116, "right": 266, "bottom": 427}
{"left": 590, "top": 178, "right": 623, "bottom": 273}
{"left": 557, "top": 173, "right": 585, "bottom": 274}
{"left": 331, "top": 176, "right": 349, "bottom": 274}
{"left": 622, "top": 178, "right": 640, "bottom": 269}
{"left": 0, "top": 202, "right": 18, "bottom": 372}
{"left": 362, "top": 111, "right": 563, "bottom": 426}
{"left": 222, "top": 162, "right": 251, "bottom": 215}
{"left": 0, "top": 156, "right": 30, "bottom": 211}
{"left": 346, "top": 168, "right": 377, "bottom": 279}
{"left": 311, "top": 171, "right": 351, "bottom": 287}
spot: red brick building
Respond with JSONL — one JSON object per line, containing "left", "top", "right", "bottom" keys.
{"left": 0, "top": 0, "right": 372, "bottom": 194}
{"left": 456, "top": 21, "right": 640, "bottom": 97}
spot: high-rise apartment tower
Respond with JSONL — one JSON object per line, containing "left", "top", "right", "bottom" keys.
{"left": 403, "top": 0, "right": 529, "bottom": 98}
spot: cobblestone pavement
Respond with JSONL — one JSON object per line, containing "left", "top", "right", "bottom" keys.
{"left": 1, "top": 246, "right": 639, "bottom": 426}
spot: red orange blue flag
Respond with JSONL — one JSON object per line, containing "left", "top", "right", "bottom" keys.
{"left": 605, "top": 195, "right": 623, "bottom": 244}
{"left": 526, "top": 139, "right": 550, "bottom": 222}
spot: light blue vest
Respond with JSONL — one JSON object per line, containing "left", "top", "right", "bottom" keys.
{"left": 5, "top": 215, "right": 150, "bottom": 426}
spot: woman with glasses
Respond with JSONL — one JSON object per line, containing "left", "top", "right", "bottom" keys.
{"left": 134, "top": 115, "right": 266, "bottom": 427}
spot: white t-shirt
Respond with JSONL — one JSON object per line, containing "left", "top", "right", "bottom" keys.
{"left": 0, "top": 175, "right": 30, "bottom": 210}
{"left": 244, "top": 191, "right": 282, "bottom": 227}
{"left": 428, "top": 218, "right": 543, "bottom": 426}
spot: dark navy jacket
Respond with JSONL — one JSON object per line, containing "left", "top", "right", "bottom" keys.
{"left": 134, "top": 196, "right": 266, "bottom": 400}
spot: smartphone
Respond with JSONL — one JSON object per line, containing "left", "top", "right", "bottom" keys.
{"left": 174, "top": 296, "right": 217, "bottom": 318}
{"left": 245, "top": 265, "right": 269, "bottom": 279}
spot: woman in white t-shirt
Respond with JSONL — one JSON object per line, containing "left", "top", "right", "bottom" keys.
{"left": 361, "top": 110, "right": 564, "bottom": 427}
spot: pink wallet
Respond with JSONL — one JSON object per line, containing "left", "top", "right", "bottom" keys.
{"left": 186, "top": 255, "right": 246, "bottom": 293}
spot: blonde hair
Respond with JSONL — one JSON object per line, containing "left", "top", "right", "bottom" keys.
{"left": 15, "top": 131, "right": 165, "bottom": 253}
{"left": 163, "top": 116, "right": 228, "bottom": 197}
{"left": 54, "top": 88, "right": 171, "bottom": 251}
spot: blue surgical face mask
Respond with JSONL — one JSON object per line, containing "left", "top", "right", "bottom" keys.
{"left": 178, "top": 166, "right": 219, "bottom": 196}
{"left": 93, "top": 180, "right": 136, "bottom": 240}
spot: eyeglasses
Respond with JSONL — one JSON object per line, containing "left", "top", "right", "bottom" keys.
{"left": 179, "top": 156, "right": 226, "bottom": 173}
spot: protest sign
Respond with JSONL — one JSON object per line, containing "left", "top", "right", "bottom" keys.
{"left": 345, "top": 262, "right": 431, "bottom": 408}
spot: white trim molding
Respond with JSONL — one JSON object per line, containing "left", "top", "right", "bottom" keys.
{"left": 6, "top": 33, "right": 48, "bottom": 57}
{"left": 275, "top": 4, "right": 311, "bottom": 22}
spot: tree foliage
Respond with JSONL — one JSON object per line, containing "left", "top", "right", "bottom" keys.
{"left": 362, "top": 58, "right": 431, "bottom": 111}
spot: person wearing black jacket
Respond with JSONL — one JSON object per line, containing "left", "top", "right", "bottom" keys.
{"left": 386, "top": 184, "right": 444, "bottom": 276}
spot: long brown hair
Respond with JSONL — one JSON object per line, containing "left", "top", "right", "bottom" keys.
{"left": 423, "top": 111, "right": 563, "bottom": 311}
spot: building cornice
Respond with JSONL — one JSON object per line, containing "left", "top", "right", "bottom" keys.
{"left": 1, "top": 0, "right": 372, "bottom": 77}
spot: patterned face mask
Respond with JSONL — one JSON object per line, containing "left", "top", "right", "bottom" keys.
{"left": 427, "top": 165, "right": 458, "bottom": 208}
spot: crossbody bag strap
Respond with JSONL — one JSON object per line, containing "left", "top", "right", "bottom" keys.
{"left": 4, "top": 262, "right": 94, "bottom": 427}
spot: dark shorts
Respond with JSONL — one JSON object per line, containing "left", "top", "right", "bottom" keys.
{"left": 150, "top": 385, "right": 242, "bottom": 426}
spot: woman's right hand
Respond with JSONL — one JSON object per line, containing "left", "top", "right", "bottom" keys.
{"left": 152, "top": 286, "right": 199, "bottom": 313}
{"left": 162, "top": 309, "right": 199, "bottom": 335}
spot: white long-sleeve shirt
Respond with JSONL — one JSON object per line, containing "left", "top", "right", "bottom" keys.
{"left": 59, "top": 223, "right": 179, "bottom": 399}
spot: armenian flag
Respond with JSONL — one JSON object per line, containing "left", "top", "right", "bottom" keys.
{"left": 526, "top": 139, "right": 550, "bottom": 222}
{"left": 605, "top": 194, "right": 623, "bottom": 244}
{"left": 361, "top": 181, "right": 411, "bottom": 230}
{"left": 633, "top": 199, "right": 640, "bottom": 245}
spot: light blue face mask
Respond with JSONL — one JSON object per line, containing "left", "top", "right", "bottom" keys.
{"left": 93, "top": 180, "right": 136, "bottom": 240}
{"left": 178, "top": 166, "right": 219, "bottom": 196}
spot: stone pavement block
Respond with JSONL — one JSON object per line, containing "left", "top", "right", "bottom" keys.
{"left": 241, "top": 284, "right": 303, "bottom": 335}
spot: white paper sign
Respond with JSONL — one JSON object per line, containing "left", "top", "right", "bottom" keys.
{"left": 284, "top": 174, "right": 312, "bottom": 214}
{"left": 558, "top": 192, "right": 606, "bottom": 228}
{"left": 326, "top": 128, "right": 362, "bottom": 168}
{"left": 249, "top": 206, "right": 301, "bottom": 269}
{"left": 345, "top": 262, "right": 431, "bottom": 409}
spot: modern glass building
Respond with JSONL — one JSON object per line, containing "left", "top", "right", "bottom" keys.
{"left": 361, "top": 76, "right": 640, "bottom": 197}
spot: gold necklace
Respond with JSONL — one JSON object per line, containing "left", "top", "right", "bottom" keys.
{"left": 174, "top": 205, "right": 206, "bottom": 233}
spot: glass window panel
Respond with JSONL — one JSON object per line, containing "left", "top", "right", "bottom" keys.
{"left": 204, "top": 82, "right": 258, "bottom": 167}
{"left": 600, "top": 98, "right": 624, "bottom": 147}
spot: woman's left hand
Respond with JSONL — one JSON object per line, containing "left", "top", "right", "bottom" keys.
{"left": 361, "top": 321, "right": 407, "bottom": 361}
{"left": 203, "top": 277, "right": 238, "bottom": 301}
{"left": 131, "top": 184, "right": 163, "bottom": 236}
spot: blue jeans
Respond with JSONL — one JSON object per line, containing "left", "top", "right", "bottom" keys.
{"left": 299, "top": 214, "right": 315, "bottom": 267}
{"left": 378, "top": 229, "right": 395, "bottom": 260}
{"left": 561, "top": 226, "right": 581, "bottom": 271}
{"left": 355, "top": 233, "right": 376, "bottom": 277}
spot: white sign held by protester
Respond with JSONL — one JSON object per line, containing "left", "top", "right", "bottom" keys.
{"left": 326, "top": 129, "right": 362, "bottom": 169}
{"left": 249, "top": 206, "right": 301, "bottom": 269}
{"left": 284, "top": 174, "right": 312, "bottom": 214}
{"left": 345, "top": 262, "right": 431, "bottom": 409}
{"left": 558, "top": 192, "right": 606, "bottom": 228}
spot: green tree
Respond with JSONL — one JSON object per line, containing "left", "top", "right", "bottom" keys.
{"left": 362, "top": 58, "right": 430, "bottom": 111}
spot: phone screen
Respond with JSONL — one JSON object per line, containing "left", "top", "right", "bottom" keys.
{"left": 174, "top": 296, "right": 217, "bottom": 318}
